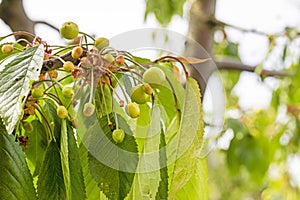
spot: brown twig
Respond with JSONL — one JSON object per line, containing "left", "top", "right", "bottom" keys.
{"left": 41, "top": 50, "right": 87, "bottom": 73}
{"left": 34, "top": 21, "right": 60, "bottom": 32}
{"left": 215, "top": 58, "right": 291, "bottom": 77}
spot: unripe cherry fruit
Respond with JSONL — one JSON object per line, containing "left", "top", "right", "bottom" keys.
{"left": 103, "top": 53, "right": 115, "bottom": 63}
{"left": 63, "top": 61, "right": 75, "bottom": 72}
{"left": 1, "top": 44, "right": 14, "bottom": 54}
{"left": 143, "top": 67, "right": 166, "bottom": 86}
{"left": 60, "top": 21, "right": 79, "bottom": 40}
{"left": 112, "top": 129, "right": 125, "bottom": 143}
{"left": 62, "top": 87, "right": 74, "bottom": 98}
{"left": 125, "top": 102, "right": 140, "bottom": 118}
{"left": 83, "top": 102, "right": 95, "bottom": 117}
{"left": 48, "top": 70, "right": 58, "bottom": 78}
{"left": 130, "top": 84, "right": 149, "bottom": 104}
{"left": 94, "top": 37, "right": 109, "bottom": 50}
{"left": 71, "top": 46, "right": 83, "bottom": 59}
{"left": 31, "top": 88, "right": 44, "bottom": 98}
{"left": 57, "top": 106, "right": 68, "bottom": 119}
{"left": 142, "top": 83, "right": 153, "bottom": 95}
{"left": 22, "top": 121, "right": 33, "bottom": 133}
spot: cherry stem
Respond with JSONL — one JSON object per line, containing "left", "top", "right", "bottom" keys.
{"left": 78, "top": 31, "right": 95, "bottom": 41}
{"left": 34, "top": 103, "right": 54, "bottom": 142}
{"left": 99, "top": 66, "right": 131, "bottom": 103}
{"left": 88, "top": 65, "right": 94, "bottom": 103}
{"left": 124, "top": 57, "right": 148, "bottom": 71}
{"left": 100, "top": 82, "right": 112, "bottom": 126}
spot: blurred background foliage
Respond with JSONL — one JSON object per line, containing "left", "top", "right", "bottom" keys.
{"left": 145, "top": 0, "right": 300, "bottom": 199}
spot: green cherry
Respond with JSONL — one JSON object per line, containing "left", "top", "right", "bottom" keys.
{"left": 57, "top": 106, "right": 68, "bottom": 119}
{"left": 125, "top": 102, "right": 140, "bottom": 118}
{"left": 112, "top": 129, "right": 125, "bottom": 143}
{"left": 83, "top": 102, "right": 95, "bottom": 117}
{"left": 130, "top": 84, "right": 149, "bottom": 104}
{"left": 143, "top": 67, "right": 166, "bottom": 86}
{"left": 62, "top": 87, "right": 74, "bottom": 98}
{"left": 94, "top": 37, "right": 109, "bottom": 50}
{"left": 60, "top": 21, "right": 79, "bottom": 40}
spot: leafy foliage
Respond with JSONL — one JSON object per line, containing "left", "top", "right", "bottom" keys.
{"left": 0, "top": 44, "right": 44, "bottom": 134}
{"left": 37, "top": 141, "right": 66, "bottom": 200}
{"left": 168, "top": 78, "right": 205, "bottom": 199}
{"left": 145, "top": 0, "right": 186, "bottom": 26}
{"left": 0, "top": 118, "right": 37, "bottom": 200}
{"left": 0, "top": 22, "right": 207, "bottom": 200}
{"left": 88, "top": 114, "right": 139, "bottom": 200}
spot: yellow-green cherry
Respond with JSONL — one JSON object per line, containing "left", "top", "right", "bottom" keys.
{"left": 60, "top": 21, "right": 79, "bottom": 39}
{"left": 130, "top": 84, "right": 149, "bottom": 104}
{"left": 125, "top": 102, "right": 140, "bottom": 118}
{"left": 142, "top": 83, "right": 153, "bottom": 95}
{"left": 71, "top": 46, "right": 83, "bottom": 59}
{"left": 31, "top": 88, "right": 44, "bottom": 98}
{"left": 112, "top": 129, "right": 125, "bottom": 143}
{"left": 57, "top": 106, "right": 68, "bottom": 119}
{"left": 1, "top": 44, "right": 14, "bottom": 54}
{"left": 83, "top": 102, "right": 95, "bottom": 117}
{"left": 143, "top": 67, "right": 166, "bottom": 86}
{"left": 94, "top": 37, "right": 109, "bottom": 50}
{"left": 63, "top": 61, "right": 75, "bottom": 72}
{"left": 62, "top": 87, "right": 74, "bottom": 98}
{"left": 103, "top": 54, "right": 115, "bottom": 63}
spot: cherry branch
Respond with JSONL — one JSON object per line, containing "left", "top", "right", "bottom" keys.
{"left": 41, "top": 50, "right": 290, "bottom": 78}
{"left": 34, "top": 21, "right": 60, "bottom": 32}
{"left": 41, "top": 50, "right": 86, "bottom": 73}
{"left": 206, "top": 17, "right": 296, "bottom": 38}
{"left": 215, "top": 58, "right": 290, "bottom": 77}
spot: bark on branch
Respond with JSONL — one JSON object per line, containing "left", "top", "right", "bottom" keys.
{"left": 215, "top": 59, "right": 289, "bottom": 77}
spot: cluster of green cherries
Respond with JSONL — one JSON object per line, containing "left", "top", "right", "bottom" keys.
{"left": 30, "top": 22, "right": 167, "bottom": 144}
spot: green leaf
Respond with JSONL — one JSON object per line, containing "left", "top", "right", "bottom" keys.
{"left": 131, "top": 105, "right": 161, "bottom": 199}
{"left": 79, "top": 143, "right": 102, "bottom": 200}
{"left": 122, "top": 74, "right": 133, "bottom": 97}
{"left": 37, "top": 141, "right": 66, "bottom": 200}
{"left": 226, "top": 118, "right": 273, "bottom": 183}
{"left": 133, "top": 56, "right": 151, "bottom": 65}
{"left": 156, "top": 125, "right": 168, "bottom": 200}
{"left": 44, "top": 100, "right": 62, "bottom": 144}
{"left": 0, "top": 45, "right": 44, "bottom": 134}
{"left": 145, "top": 0, "right": 186, "bottom": 26}
{"left": 60, "top": 119, "right": 70, "bottom": 195}
{"left": 67, "top": 122, "right": 86, "bottom": 200}
{"left": 24, "top": 120, "right": 48, "bottom": 177}
{"left": 0, "top": 118, "right": 37, "bottom": 200}
{"left": 135, "top": 104, "right": 151, "bottom": 152}
{"left": 88, "top": 114, "right": 138, "bottom": 200}
{"left": 168, "top": 77, "right": 205, "bottom": 199}
{"left": 174, "top": 159, "right": 208, "bottom": 200}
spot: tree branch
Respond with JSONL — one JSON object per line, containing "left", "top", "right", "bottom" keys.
{"left": 215, "top": 58, "right": 290, "bottom": 77}
{"left": 41, "top": 50, "right": 87, "bottom": 73}
{"left": 34, "top": 21, "right": 60, "bottom": 32}
{"left": 0, "top": 0, "right": 35, "bottom": 41}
